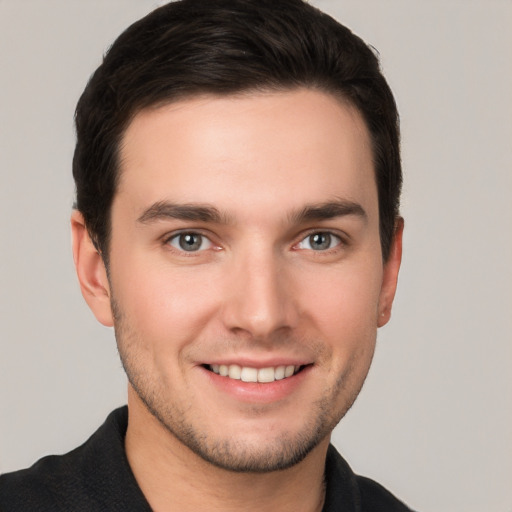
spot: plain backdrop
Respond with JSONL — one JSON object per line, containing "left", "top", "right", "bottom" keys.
{"left": 1, "top": 1, "right": 511, "bottom": 511}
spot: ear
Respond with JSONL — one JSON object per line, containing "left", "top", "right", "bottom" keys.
{"left": 377, "top": 218, "right": 404, "bottom": 328}
{"left": 71, "top": 210, "right": 114, "bottom": 327}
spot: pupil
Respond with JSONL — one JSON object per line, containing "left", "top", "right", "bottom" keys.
{"left": 179, "top": 233, "right": 201, "bottom": 251}
{"left": 311, "top": 233, "right": 330, "bottom": 250}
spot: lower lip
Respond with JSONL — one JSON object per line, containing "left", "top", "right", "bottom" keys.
{"left": 199, "top": 365, "right": 312, "bottom": 403}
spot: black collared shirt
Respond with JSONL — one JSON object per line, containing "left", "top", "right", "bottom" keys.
{"left": 0, "top": 407, "right": 413, "bottom": 511}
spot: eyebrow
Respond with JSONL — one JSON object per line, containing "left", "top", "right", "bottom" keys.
{"left": 137, "top": 198, "right": 367, "bottom": 226}
{"left": 137, "top": 201, "right": 229, "bottom": 224}
{"left": 289, "top": 199, "right": 367, "bottom": 224}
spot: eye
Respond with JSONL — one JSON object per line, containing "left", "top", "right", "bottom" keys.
{"left": 167, "top": 232, "right": 212, "bottom": 252}
{"left": 296, "top": 232, "right": 342, "bottom": 251}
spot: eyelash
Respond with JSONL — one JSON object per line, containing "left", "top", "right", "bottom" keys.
{"left": 294, "top": 231, "right": 344, "bottom": 252}
{"left": 164, "top": 231, "right": 216, "bottom": 253}
{"left": 163, "top": 229, "right": 347, "bottom": 254}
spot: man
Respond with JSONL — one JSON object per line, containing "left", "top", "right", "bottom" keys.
{"left": 0, "top": 0, "right": 412, "bottom": 510}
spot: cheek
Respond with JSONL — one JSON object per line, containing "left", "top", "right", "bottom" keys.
{"left": 299, "top": 259, "right": 383, "bottom": 343}
{"left": 110, "top": 255, "right": 222, "bottom": 348}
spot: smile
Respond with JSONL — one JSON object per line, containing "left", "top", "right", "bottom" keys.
{"left": 206, "top": 364, "right": 304, "bottom": 383}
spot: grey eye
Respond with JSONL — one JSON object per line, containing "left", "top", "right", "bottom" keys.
{"left": 309, "top": 233, "right": 331, "bottom": 250}
{"left": 169, "top": 233, "right": 211, "bottom": 252}
{"left": 297, "top": 232, "right": 341, "bottom": 251}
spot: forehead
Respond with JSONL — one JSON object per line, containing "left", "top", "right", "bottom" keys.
{"left": 116, "top": 89, "right": 377, "bottom": 221}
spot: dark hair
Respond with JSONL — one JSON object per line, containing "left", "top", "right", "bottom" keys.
{"left": 73, "top": 0, "right": 401, "bottom": 263}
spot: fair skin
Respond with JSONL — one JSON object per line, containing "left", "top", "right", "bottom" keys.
{"left": 72, "top": 89, "right": 403, "bottom": 512}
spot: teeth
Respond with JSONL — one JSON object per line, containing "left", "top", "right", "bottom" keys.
{"left": 257, "top": 367, "right": 275, "bottom": 383}
{"left": 228, "top": 364, "right": 241, "bottom": 379}
{"left": 209, "top": 364, "right": 301, "bottom": 382}
{"left": 241, "top": 367, "right": 258, "bottom": 382}
{"left": 274, "top": 366, "right": 285, "bottom": 380}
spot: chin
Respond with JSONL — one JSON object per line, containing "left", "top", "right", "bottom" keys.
{"left": 129, "top": 373, "right": 350, "bottom": 474}
{"left": 151, "top": 401, "right": 331, "bottom": 473}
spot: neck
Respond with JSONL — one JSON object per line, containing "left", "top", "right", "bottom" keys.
{"left": 125, "top": 391, "right": 328, "bottom": 512}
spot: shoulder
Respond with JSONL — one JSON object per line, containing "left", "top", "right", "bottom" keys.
{"left": 324, "top": 444, "right": 415, "bottom": 512}
{"left": 0, "top": 407, "right": 150, "bottom": 512}
{"left": 355, "top": 475, "right": 414, "bottom": 512}
{"left": 0, "top": 449, "right": 87, "bottom": 511}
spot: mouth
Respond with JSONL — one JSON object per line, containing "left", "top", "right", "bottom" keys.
{"left": 204, "top": 364, "right": 307, "bottom": 383}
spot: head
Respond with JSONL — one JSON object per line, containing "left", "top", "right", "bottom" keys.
{"left": 71, "top": 0, "right": 403, "bottom": 474}
{"left": 73, "top": 0, "right": 401, "bottom": 267}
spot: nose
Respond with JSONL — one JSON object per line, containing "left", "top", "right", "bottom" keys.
{"left": 221, "top": 247, "right": 299, "bottom": 339}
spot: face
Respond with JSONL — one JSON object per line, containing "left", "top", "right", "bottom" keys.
{"left": 84, "top": 89, "right": 401, "bottom": 472}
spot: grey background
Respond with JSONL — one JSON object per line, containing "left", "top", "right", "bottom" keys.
{"left": 1, "top": 1, "right": 511, "bottom": 511}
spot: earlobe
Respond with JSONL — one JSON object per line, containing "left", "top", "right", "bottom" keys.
{"left": 71, "top": 210, "right": 114, "bottom": 327}
{"left": 377, "top": 218, "right": 404, "bottom": 328}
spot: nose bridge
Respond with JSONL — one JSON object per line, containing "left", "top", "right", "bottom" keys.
{"left": 222, "top": 241, "right": 296, "bottom": 337}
